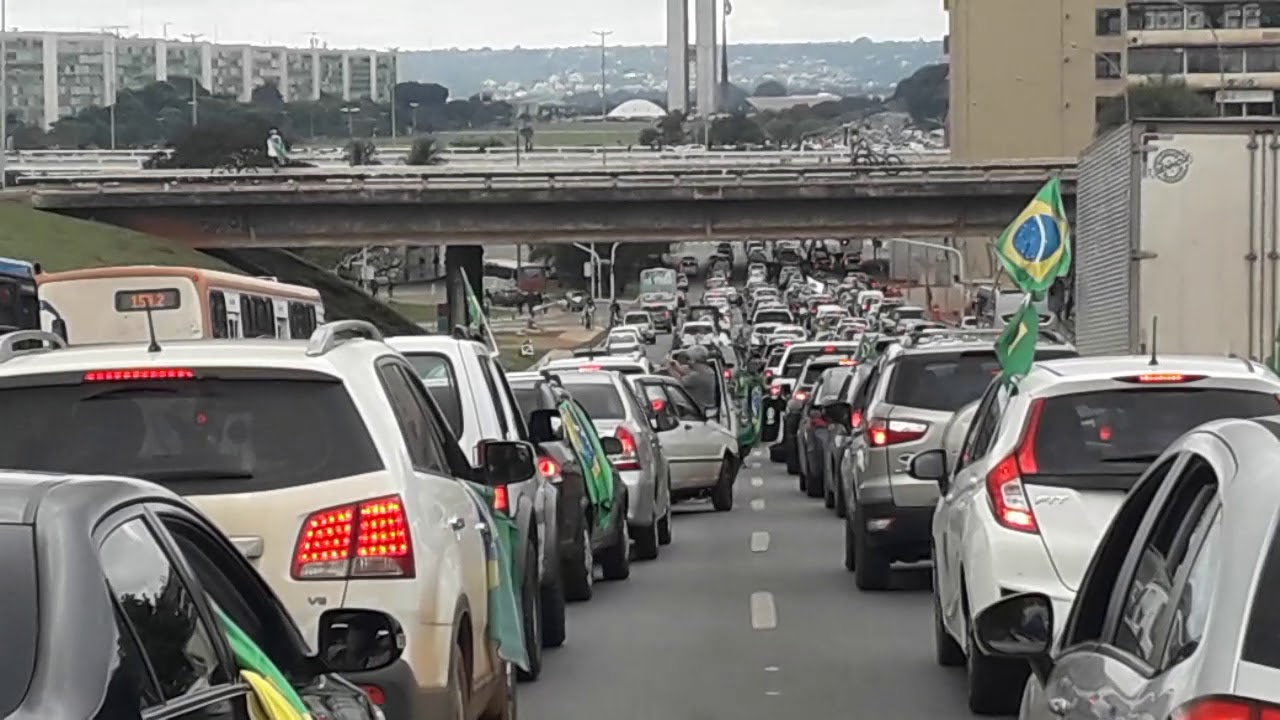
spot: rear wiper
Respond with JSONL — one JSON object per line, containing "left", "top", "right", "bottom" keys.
{"left": 136, "top": 469, "right": 255, "bottom": 481}
{"left": 1101, "top": 454, "right": 1161, "bottom": 464}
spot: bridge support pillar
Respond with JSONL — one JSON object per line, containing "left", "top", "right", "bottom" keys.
{"left": 445, "top": 245, "right": 484, "bottom": 334}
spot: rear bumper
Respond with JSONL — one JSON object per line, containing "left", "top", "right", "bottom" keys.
{"left": 618, "top": 468, "right": 657, "bottom": 526}
{"left": 858, "top": 502, "right": 934, "bottom": 563}
{"left": 342, "top": 658, "right": 447, "bottom": 720}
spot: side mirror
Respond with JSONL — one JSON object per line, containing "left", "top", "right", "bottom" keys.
{"left": 316, "top": 608, "right": 406, "bottom": 673}
{"left": 527, "top": 409, "right": 561, "bottom": 445}
{"left": 599, "top": 436, "right": 624, "bottom": 454}
{"left": 907, "top": 449, "right": 948, "bottom": 482}
{"left": 824, "top": 401, "right": 852, "bottom": 428}
{"left": 972, "top": 592, "right": 1055, "bottom": 684}
{"left": 477, "top": 440, "right": 538, "bottom": 486}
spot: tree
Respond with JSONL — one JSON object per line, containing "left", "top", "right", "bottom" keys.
{"left": 658, "top": 110, "right": 686, "bottom": 146}
{"left": 638, "top": 127, "right": 661, "bottom": 149}
{"left": 1096, "top": 80, "right": 1216, "bottom": 132}
{"left": 406, "top": 135, "right": 445, "bottom": 165}
{"left": 251, "top": 82, "right": 285, "bottom": 112}
{"left": 709, "top": 111, "right": 766, "bottom": 147}
{"left": 345, "top": 139, "right": 379, "bottom": 166}
{"left": 753, "top": 79, "right": 787, "bottom": 97}
{"left": 890, "top": 63, "right": 948, "bottom": 128}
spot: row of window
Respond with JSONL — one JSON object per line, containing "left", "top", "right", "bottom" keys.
{"left": 1098, "top": 3, "right": 1280, "bottom": 33}
{"left": 1117, "top": 45, "right": 1280, "bottom": 75}
{"left": 208, "top": 290, "right": 320, "bottom": 340}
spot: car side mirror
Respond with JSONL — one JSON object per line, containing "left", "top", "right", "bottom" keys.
{"left": 599, "top": 436, "right": 624, "bottom": 454}
{"left": 527, "top": 409, "right": 561, "bottom": 445}
{"left": 823, "top": 401, "right": 852, "bottom": 428}
{"left": 907, "top": 449, "right": 948, "bottom": 483}
{"left": 316, "top": 609, "right": 406, "bottom": 674}
{"left": 476, "top": 440, "right": 538, "bottom": 486}
{"left": 972, "top": 592, "right": 1056, "bottom": 685}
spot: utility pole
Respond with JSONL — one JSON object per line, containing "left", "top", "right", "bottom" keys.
{"left": 182, "top": 33, "right": 202, "bottom": 126}
{"left": 592, "top": 30, "right": 612, "bottom": 118}
{"left": 387, "top": 47, "right": 398, "bottom": 140}
{"left": 721, "top": 0, "right": 731, "bottom": 97}
{"left": 1, "top": 0, "right": 8, "bottom": 190}
{"left": 102, "top": 25, "right": 128, "bottom": 150}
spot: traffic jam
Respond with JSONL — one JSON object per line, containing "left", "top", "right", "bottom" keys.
{"left": 2, "top": 178, "right": 1280, "bottom": 720}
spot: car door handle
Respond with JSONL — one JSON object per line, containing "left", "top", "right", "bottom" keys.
{"left": 447, "top": 516, "right": 466, "bottom": 531}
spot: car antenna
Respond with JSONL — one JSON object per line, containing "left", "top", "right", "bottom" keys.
{"left": 1148, "top": 315, "right": 1159, "bottom": 366}
{"left": 143, "top": 300, "right": 162, "bottom": 353}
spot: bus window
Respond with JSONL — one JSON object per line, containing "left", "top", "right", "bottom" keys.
{"left": 241, "top": 295, "right": 275, "bottom": 338}
{"left": 287, "top": 302, "right": 317, "bottom": 339}
{"left": 210, "top": 291, "right": 228, "bottom": 339}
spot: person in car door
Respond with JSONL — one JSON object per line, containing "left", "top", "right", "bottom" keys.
{"left": 676, "top": 345, "right": 719, "bottom": 410}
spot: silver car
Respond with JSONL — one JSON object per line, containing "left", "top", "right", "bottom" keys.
{"left": 971, "top": 411, "right": 1280, "bottom": 719}
{"left": 550, "top": 368, "right": 673, "bottom": 559}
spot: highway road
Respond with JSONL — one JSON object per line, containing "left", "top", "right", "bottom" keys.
{"left": 520, "top": 293, "right": 997, "bottom": 720}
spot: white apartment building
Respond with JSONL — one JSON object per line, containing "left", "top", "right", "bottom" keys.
{"left": 1, "top": 31, "right": 398, "bottom": 128}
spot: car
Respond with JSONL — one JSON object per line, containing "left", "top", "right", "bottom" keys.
{"left": 676, "top": 273, "right": 690, "bottom": 291}
{"left": 552, "top": 368, "right": 673, "bottom": 559}
{"left": 819, "top": 363, "right": 875, "bottom": 517}
{"left": 919, "top": 355, "right": 1280, "bottom": 714}
{"left": 628, "top": 374, "right": 741, "bottom": 511}
{"left": 508, "top": 372, "right": 634, "bottom": 596}
{"left": 678, "top": 255, "right": 700, "bottom": 277}
{"left": 881, "top": 304, "right": 926, "bottom": 333}
{"left": 752, "top": 306, "right": 794, "bottom": 327}
{"left": 782, "top": 355, "right": 857, "bottom": 478}
{"left": 0, "top": 325, "right": 524, "bottom": 720}
{"left": 389, "top": 335, "right": 564, "bottom": 678}
{"left": 837, "top": 330, "right": 1078, "bottom": 592}
{"left": 793, "top": 360, "right": 861, "bottom": 501}
{"left": 748, "top": 322, "right": 782, "bottom": 350}
{"left": 620, "top": 311, "right": 657, "bottom": 343}
{"left": 638, "top": 292, "right": 679, "bottom": 332}
{"left": 0, "top": 469, "right": 405, "bottom": 720}
{"left": 604, "top": 329, "right": 645, "bottom": 359}
{"left": 675, "top": 320, "right": 721, "bottom": 349}
{"left": 970, "top": 411, "right": 1280, "bottom": 720}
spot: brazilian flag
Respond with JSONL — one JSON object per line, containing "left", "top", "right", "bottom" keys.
{"left": 995, "top": 300, "right": 1041, "bottom": 380}
{"left": 994, "top": 178, "right": 1072, "bottom": 295}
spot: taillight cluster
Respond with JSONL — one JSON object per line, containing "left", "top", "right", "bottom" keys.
{"left": 538, "top": 456, "right": 562, "bottom": 483}
{"left": 292, "top": 495, "right": 414, "bottom": 580}
{"left": 1173, "top": 696, "right": 1280, "bottom": 720}
{"left": 984, "top": 398, "right": 1045, "bottom": 535}
{"left": 613, "top": 427, "right": 641, "bottom": 471}
{"left": 867, "top": 418, "right": 928, "bottom": 447}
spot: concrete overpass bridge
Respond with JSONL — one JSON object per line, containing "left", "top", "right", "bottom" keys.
{"left": 26, "top": 160, "right": 1078, "bottom": 246}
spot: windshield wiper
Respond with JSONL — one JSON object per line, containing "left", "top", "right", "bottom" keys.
{"left": 135, "top": 469, "right": 255, "bottom": 481}
{"left": 1101, "top": 454, "right": 1161, "bottom": 464}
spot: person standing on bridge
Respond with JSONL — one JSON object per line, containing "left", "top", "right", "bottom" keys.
{"left": 266, "top": 128, "right": 287, "bottom": 172}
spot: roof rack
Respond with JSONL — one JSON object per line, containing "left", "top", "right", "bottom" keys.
{"left": 0, "top": 330, "right": 68, "bottom": 364}
{"left": 305, "top": 320, "right": 383, "bottom": 357}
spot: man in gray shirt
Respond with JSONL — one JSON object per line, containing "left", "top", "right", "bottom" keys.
{"left": 671, "top": 345, "right": 719, "bottom": 410}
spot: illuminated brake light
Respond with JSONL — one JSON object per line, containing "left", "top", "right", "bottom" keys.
{"left": 823, "top": 345, "right": 836, "bottom": 352}
{"left": 613, "top": 427, "right": 641, "bottom": 471}
{"left": 984, "top": 398, "right": 1044, "bottom": 534}
{"left": 493, "top": 485, "right": 510, "bottom": 514}
{"left": 793, "top": 390, "right": 810, "bottom": 402}
{"left": 538, "top": 457, "right": 561, "bottom": 482}
{"left": 1172, "top": 696, "right": 1280, "bottom": 720}
{"left": 723, "top": 369, "right": 732, "bottom": 378}
{"left": 84, "top": 368, "right": 195, "bottom": 382}
{"left": 770, "top": 385, "right": 782, "bottom": 397}
{"left": 360, "top": 686, "right": 385, "bottom": 706}
{"left": 580, "top": 364, "right": 602, "bottom": 371}
{"left": 1119, "top": 372, "right": 1205, "bottom": 384}
{"left": 291, "top": 495, "right": 414, "bottom": 580}
{"left": 867, "top": 418, "right": 928, "bottom": 447}
{"left": 838, "top": 359, "right": 856, "bottom": 365}
{"left": 850, "top": 409, "right": 864, "bottom": 428}
{"left": 763, "top": 369, "right": 774, "bottom": 379}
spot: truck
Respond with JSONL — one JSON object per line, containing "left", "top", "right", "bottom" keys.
{"left": 1073, "top": 119, "right": 1280, "bottom": 361}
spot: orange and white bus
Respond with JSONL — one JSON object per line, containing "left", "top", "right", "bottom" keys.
{"left": 37, "top": 266, "right": 325, "bottom": 345}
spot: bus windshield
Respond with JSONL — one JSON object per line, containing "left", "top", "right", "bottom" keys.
{"left": 640, "top": 268, "right": 677, "bottom": 294}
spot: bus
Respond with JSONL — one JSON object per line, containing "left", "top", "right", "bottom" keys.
{"left": 640, "top": 267, "right": 678, "bottom": 295}
{"left": 37, "top": 266, "right": 325, "bottom": 345}
{"left": 0, "top": 257, "right": 41, "bottom": 335}
{"left": 484, "top": 258, "right": 549, "bottom": 293}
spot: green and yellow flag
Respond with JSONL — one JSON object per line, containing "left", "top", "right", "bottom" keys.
{"left": 994, "top": 178, "right": 1072, "bottom": 295}
{"left": 994, "top": 299, "right": 1041, "bottom": 380}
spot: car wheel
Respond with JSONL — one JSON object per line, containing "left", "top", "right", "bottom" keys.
{"left": 598, "top": 512, "right": 631, "bottom": 581}
{"left": 540, "top": 558, "right": 567, "bottom": 648}
{"left": 632, "top": 518, "right": 660, "bottom": 560}
{"left": 933, "top": 581, "right": 965, "bottom": 667}
{"left": 853, "top": 505, "right": 891, "bottom": 591}
{"left": 785, "top": 444, "right": 800, "bottom": 475}
{"left": 843, "top": 514, "right": 857, "bottom": 572}
{"left": 804, "top": 454, "right": 824, "bottom": 499}
{"left": 480, "top": 661, "right": 517, "bottom": 720}
{"left": 447, "top": 639, "right": 469, "bottom": 720}
{"left": 561, "top": 523, "right": 594, "bottom": 602}
{"left": 711, "top": 458, "right": 735, "bottom": 512}
{"left": 516, "top": 542, "right": 543, "bottom": 682}
{"left": 657, "top": 508, "right": 672, "bottom": 546}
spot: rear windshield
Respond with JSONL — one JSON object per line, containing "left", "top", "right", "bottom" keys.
{"left": 0, "top": 378, "right": 383, "bottom": 494}
{"left": 684, "top": 325, "right": 714, "bottom": 335}
{"left": 802, "top": 361, "right": 852, "bottom": 387}
{"left": 752, "top": 323, "right": 779, "bottom": 336}
{"left": 1031, "top": 388, "right": 1280, "bottom": 480}
{"left": 561, "top": 382, "right": 626, "bottom": 420}
{"left": 755, "top": 310, "right": 792, "bottom": 324}
{"left": 510, "top": 385, "right": 550, "bottom": 416}
{"left": 815, "top": 368, "right": 854, "bottom": 400}
{"left": 783, "top": 345, "right": 858, "bottom": 377}
{"left": 405, "top": 353, "right": 466, "bottom": 435}
{"left": 884, "top": 349, "right": 1076, "bottom": 412}
{"left": 624, "top": 313, "right": 649, "bottom": 324}
{"left": 0, "top": 525, "right": 36, "bottom": 716}
{"left": 895, "top": 308, "right": 925, "bottom": 320}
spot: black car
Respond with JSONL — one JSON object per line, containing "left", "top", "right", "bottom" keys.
{"left": 0, "top": 470, "right": 403, "bottom": 720}
{"left": 508, "top": 374, "right": 631, "bottom": 600}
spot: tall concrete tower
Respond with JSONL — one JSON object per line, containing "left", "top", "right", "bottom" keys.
{"left": 665, "top": 0, "right": 689, "bottom": 113}
{"left": 667, "top": 0, "right": 718, "bottom": 117}
{"left": 694, "top": 0, "right": 718, "bottom": 116}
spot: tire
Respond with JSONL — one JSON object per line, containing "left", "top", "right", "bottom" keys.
{"left": 785, "top": 444, "right": 800, "bottom": 475}
{"left": 966, "top": 618, "right": 1028, "bottom": 714}
{"left": 599, "top": 515, "right": 631, "bottom": 581}
{"left": 633, "top": 518, "right": 660, "bottom": 560}
{"left": 853, "top": 505, "right": 891, "bottom": 591}
{"left": 446, "top": 639, "right": 469, "bottom": 720}
{"left": 657, "top": 508, "right": 672, "bottom": 546}
{"left": 711, "top": 459, "right": 735, "bottom": 512}
{"left": 835, "top": 479, "right": 847, "bottom": 519}
{"left": 934, "top": 585, "right": 965, "bottom": 667}
{"left": 769, "top": 444, "right": 786, "bottom": 463}
{"left": 540, "top": 561, "right": 567, "bottom": 649}
{"left": 843, "top": 516, "right": 857, "bottom": 572}
{"left": 804, "top": 454, "right": 824, "bottom": 499}
{"left": 516, "top": 542, "right": 543, "bottom": 682}
{"left": 561, "top": 524, "right": 594, "bottom": 602}
{"left": 480, "top": 661, "right": 517, "bottom": 720}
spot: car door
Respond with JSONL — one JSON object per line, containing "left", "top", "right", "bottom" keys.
{"left": 1034, "top": 443, "right": 1228, "bottom": 719}
{"left": 95, "top": 507, "right": 252, "bottom": 720}
{"left": 663, "top": 380, "right": 725, "bottom": 482}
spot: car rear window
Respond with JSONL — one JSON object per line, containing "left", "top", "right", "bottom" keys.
{"left": 802, "top": 361, "right": 852, "bottom": 387}
{"left": 0, "top": 377, "right": 382, "bottom": 494}
{"left": 755, "top": 310, "right": 792, "bottom": 324}
{"left": 1243, "top": 513, "right": 1280, "bottom": 669}
{"left": 783, "top": 345, "right": 858, "bottom": 377}
{"left": 561, "top": 382, "right": 626, "bottom": 420}
{"left": 0, "top": 525, "right": 36, "bottom": 716}
{"left": 1029, "top": 388, "right": 1280, "bottom": 483}
{"left": 815, "top": 368, "right": 854, "bottom": 400}
{"left": 684, "top": 325, "right": 714, "bottom": 335}
{"left": 404, "top": 353, "right": 465, "bottom": 434}
{"left": 511, "top": 385, "right": 549, "bottom": 416}
{"left": 884, "top": 349, "right": 1076, "bottom": 412}
{"left": 624, "top": 313, "right": 649, "bottom": 324}
{"left": 895, "top": 308, "right": 925, "bottom": 320}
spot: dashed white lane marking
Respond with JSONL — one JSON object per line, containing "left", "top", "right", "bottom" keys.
{"left": 764, "top": 666, "right": 779, "bottom": 672}
{"left": 750, "top": 476, "right": 763, "bottom": 487}
{"left": 750, "top": 498, "right": 766, "bottom": 511}
{"left": 750, "top": 591, "right": 778, "bottom": 630}
{"left": 750, "top": 531, "right": 770, "bottom": 552}
{"left": 765, "top": 691, "right": 781, "bottom": 696}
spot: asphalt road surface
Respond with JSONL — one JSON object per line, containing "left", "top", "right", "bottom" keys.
{"left": 521, "top": 325, "right": 1002, "bottom": 720}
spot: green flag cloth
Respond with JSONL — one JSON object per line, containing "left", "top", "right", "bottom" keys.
{"left": 557, "top": 400, "right": 616, "bottom": 528}
{"left": 995, "top": 300, "right": 1041, "bottom": 379}
{"left": 736, "top": 376, "right": 764, "bottom": 447}
{"left": 215, "top": 607, "right": 311, "bottom": 717}
{"left": 994, "top": 178, "right": 1073, "bottom": 295}
{"left": 462, "top": 481, "right": 530, "bottom": 671}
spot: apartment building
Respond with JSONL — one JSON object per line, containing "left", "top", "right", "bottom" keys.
{"left": 946, "top": 0, "right": 1280, "bottom": 161}
{"left": 1, "top": 31, "right": 398, "bottom": 128}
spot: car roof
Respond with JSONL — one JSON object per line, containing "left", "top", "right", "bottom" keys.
{"left": 0, "top": 470, "right": 182, "bottom": 524}
{"left": 385, "top": 335, "right": 490, "bottom": 355}
{"left": 550, "top": 368, "right": 625, "bottom": 385}
{"left": 1014, "top": 354, "right": 1276, "bottom": 395}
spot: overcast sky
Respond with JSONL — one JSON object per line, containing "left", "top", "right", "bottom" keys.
{"left": 10, "top": 0, "right": 945, "bottom": 49}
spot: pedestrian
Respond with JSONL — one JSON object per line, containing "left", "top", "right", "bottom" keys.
{"left": 266, "top": 128, "right": 285, "bottom": 172}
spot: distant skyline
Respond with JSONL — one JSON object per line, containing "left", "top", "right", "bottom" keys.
{"left": 7, "top": 0, "right": 945, "bottom": 49}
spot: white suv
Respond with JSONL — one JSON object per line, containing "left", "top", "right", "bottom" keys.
{"left": 0, "top": 324, "right": 527, "bottom": 720}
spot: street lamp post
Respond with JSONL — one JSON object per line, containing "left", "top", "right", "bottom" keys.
{"left": 182, "top": 33, "right": 202, "bottom": 126}
{"left": 340, "top": 106, "right": 360, "bottom": 138}
{"left": 408, "top": 101, "right": 420, "bottom": 135}
{"left": 387, "top": 47, "right": 398, "bottom": 139}
{"left": 592, "top": 30, "right": 612, "bottom": 118}
{"left": 1, "top": 0, "right": 9, "bottom": 189}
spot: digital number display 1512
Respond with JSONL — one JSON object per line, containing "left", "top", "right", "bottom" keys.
{"left": 114, "top": 289, "right": 181, "bottom": 312}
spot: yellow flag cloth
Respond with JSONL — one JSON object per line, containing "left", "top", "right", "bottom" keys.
{"left": 242, "top": 670, "right": 309, "bottom": 720}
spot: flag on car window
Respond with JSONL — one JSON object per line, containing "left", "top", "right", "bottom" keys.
{"left": 994, "top": 299, "right": 1040, "bottom": 380}
{"left": 994, "top": 178, "right": 1072, "bottom": 295}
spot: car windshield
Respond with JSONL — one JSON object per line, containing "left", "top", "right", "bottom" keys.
{"left": 1029, "top": 387, "right": 1280, "bottom": 484}
{"left": 803, "top": 362, "right": 852, "bottom": 387}
{"left": 884, "top": 349, "right": 1077, "bottom": 412}
{"left": 624, "top": 313, "right": 649, "bottom": 324}
{"left": 0, "top": 377, "right": 383, "bottom": 494}
{"left": 894, "top": 307, "right": 925, "bottom": 320}
{"left": 404, "top": 353, "right": 466, "bottom": 434}
{"left": 561, "top": 382, "right": 626, "bottom": 420}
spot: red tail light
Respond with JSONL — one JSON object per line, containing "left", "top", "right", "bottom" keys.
{"left": 770, "top": 385, "right": 782, "bottom": 397}
{"left": 867, "top": 418, "right": 928, "bottom": 447}
{"left": 580, "top": 364, "right": 602, "bottom": 371}
{"left": 984, "top": 398, "right": 1044, "bottom": 534}
{"left": 793, "top": 390, "right": 810, "bottom": 402}
{"left": 1118, "top": 373, "right": 1205, "bottom": 384}
{"left": 291, "top": 495, "right": 414, "bottom": 580}
{"left": 84, "top": 368, "right": 194, "bottom": 382}
{"left": 360, "top": 685, "right": 385, "bottom": 705}
{"left": 614, "top": 426, "right": 641, "bottom": 471}
{"left": 850, "top": 409, "right": 864, "bottom": 428}
{"left": 538, "top": 457, "right": 561, "bottom": 482}
{"left": 1172, "top": 696, "right": 1280, "bottom": 720}
{"left": 493, "top": 485, "right": 510, "bottom": 514}
{"left": 723, "top": 369, "right": 732, "bottom": 378}
{"left": 763, "top": 369, "right": 774, "bottom": 379}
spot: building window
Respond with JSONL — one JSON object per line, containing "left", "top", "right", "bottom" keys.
{"left": 1096, "top": 52, "right": 1124, "bottom": 78}
{"left": 1186, "top": 46, "right": 1244, "bottom": 73}
{"left": 1097, "top": 8, "right": 1124, "bottom": 34}
{"left": 1246, "top": 46, "right": 1280, "bottom": 72}
{"left": 1128, "top": 4, "right": 1185, "bottom": 29}
{"left": 1129, "top": 47, "right": 1185, "bottom": 74}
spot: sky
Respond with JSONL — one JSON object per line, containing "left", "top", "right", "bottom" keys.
{"left": 8, "top": 0, "right": 945, "bottom": 49}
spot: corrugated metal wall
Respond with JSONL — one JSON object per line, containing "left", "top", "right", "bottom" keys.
{"left": 1074, "top": 124, "right": 1135, "bottom": 355}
